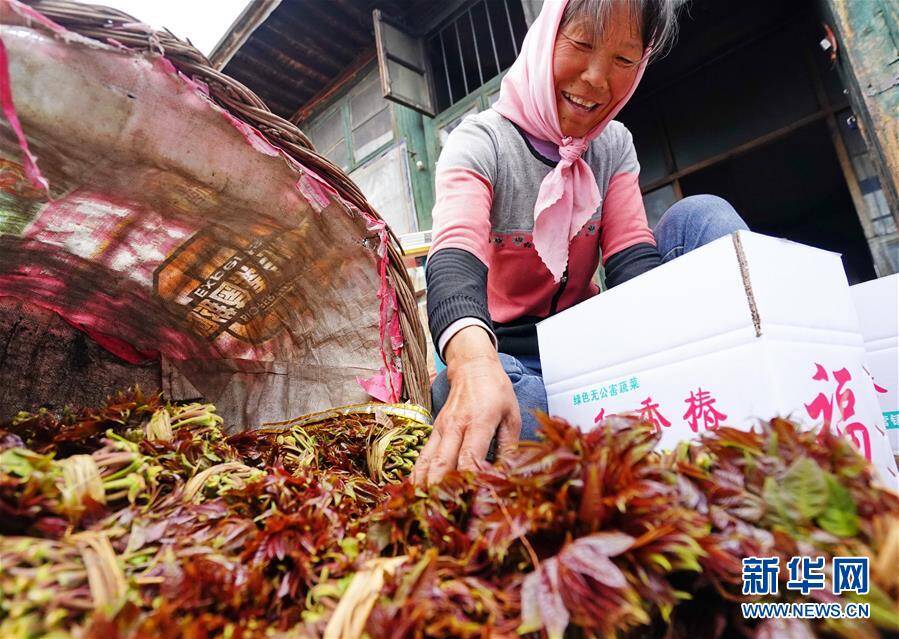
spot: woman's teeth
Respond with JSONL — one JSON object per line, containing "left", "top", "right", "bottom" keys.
{"left": 563, "top": 91, "right": 598, "bottom": 110}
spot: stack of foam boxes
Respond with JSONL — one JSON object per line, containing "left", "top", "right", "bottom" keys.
{"left": 538, "top": 231, "right": 897, "bottom": 485}
{"left": 851, "top": 274, "right": 898, "bottom": 466}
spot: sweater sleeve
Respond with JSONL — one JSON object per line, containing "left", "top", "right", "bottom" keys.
{"left": 428, "top": 115, "right": 498, "bottom": 264}
{"left": 426, "top": 115, "right": 499, "bottom": 353}
{"left": 426, "top": 249, "right": 495, "bottom": 362}
{"left": 603, "top": 242, "right": 660, "bottom": 288}
{"left": 599, "top": 127, "right": 657, "bottom": 262}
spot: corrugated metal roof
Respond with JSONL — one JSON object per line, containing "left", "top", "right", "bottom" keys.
{"left": 220, "top": 0, "right": 437, "bottom": 119}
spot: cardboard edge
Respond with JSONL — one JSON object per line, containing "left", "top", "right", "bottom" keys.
{"left": 733, "top": 232, "right": 762, "bottom": 338}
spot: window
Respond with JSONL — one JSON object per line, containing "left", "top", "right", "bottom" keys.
{"left": 424, "top": 73, "right": 504, "bottom": 178}
{"left": 373, "top": 0, "right": 525, "bottom": 117}
{"left": 305, "top": 69, "right": 395, "bottom": 172}
{"left": 373, "top": 9, "right": 436, "bottom": 117}
{"left": 427, "top": 0, "right": 527, "bottom": 112}
{"left": 307, "top": 107, "right": 348, "bottom": 171}
{"left": 301, "top": 68, "right": 422, "bottom": 237}
{"left": 350, "top": 75, "right": 394, "bottom": 162}
{"left": 349, "top": 143, "right": 418, "bottom": 236}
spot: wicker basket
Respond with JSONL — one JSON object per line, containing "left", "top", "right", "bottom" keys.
{"left": 3, "top": 0, "right": 430, "bottom": 414}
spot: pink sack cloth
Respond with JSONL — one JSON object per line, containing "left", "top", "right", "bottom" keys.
{"left": 0, "top": 1, "right": 410, "bottom": 427}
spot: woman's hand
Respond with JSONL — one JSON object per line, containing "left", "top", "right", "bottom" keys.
{"left": 413, "top": 326, "right": 521, "bottom": 486}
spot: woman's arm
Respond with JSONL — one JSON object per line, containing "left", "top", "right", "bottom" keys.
{"left": 599, "top": 128, "right": 661, "bottom": 287}
{"left": 425, "top": 167, "right": 496, "bottom": 359}
{"left": 414, "top": 123, "right": 521, "bottom": 485}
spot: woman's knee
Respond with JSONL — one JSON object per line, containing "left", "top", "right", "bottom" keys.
{"left": 656, "top": 194, "right": 748, "bottom": 257}
{"left": 666, "top": 194, "right": 746, "bottom": 231}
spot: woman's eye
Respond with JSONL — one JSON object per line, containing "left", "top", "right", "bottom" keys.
{"left": 563, "top": 33, "right": 592, "bottom": 49}
{"left": 616, "top": 56, "right": 636, "bottom": 66}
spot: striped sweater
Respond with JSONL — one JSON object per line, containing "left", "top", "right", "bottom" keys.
{"left": 427, "top": 108, "right": 660, "bottom": 360}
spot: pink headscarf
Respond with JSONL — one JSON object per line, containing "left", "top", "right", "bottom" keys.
{"left": 493, "top": 0, "right": 649, "bottom": 282}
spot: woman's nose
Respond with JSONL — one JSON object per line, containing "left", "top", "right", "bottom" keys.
{"left": 581, "top": 56, "right": 611, "bottom": 97}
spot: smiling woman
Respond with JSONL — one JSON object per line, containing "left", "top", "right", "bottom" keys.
{"left": 553, "top": 0, "right": 681, "bottom": 136}
{"left": 554, "top": 4, "right": 646, "bottom": 137}
{"left": 418, "top": 0, "right": 749, "bottom": 486}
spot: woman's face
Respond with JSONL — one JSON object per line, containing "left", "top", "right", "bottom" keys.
{"left": 553, "top": 5, "right": 644, "bottom": 138}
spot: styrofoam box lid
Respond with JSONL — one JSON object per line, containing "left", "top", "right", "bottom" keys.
{"left": 850, "top": 273, "right": 899, "bottom": 342}
{"left": 539, "top": 231, "right": 860, "bottom": 386}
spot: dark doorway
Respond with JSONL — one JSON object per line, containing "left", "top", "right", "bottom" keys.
{"left": 680, "top": 120, "right": 877, "bottom": 284}
{"left": 617, "top": 0, "right": 880, "bottom": 283}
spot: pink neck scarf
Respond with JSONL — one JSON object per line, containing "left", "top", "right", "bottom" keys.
{"left": 493, "top": 0, "right": 648, "bottom": 282}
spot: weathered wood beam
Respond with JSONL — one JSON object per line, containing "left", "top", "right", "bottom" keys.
{"left": 329, "top": 0, "right": 375, "bottom": 30}
{"left": 274, "top": 10, "right": 358, "bottom": 69}
{"left": 824, "top": 0, "right": 899, "bottom": 220}
{"left": 245, "top": 34, "right": 333, "bottom": 86}
{"left": 209, "top": 0, "right": 282, "bottom": 71}
{"left": 258, "top": 21, "right": 346, "bottom": 77}
{"left": 228, "top": 50, "right": 316, "bottom": 107}
{"left": 232, "top": 46, "right": 321, "bottom": 97}
{"left": 300, "top": 0, "right": 372, "bottom": 48}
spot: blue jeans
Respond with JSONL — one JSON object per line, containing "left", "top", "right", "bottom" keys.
{"left": 431, "top": 194, "right": 749, "bottom": 441}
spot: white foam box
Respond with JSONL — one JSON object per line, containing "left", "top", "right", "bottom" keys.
{"left": 538, "top": 231, "right": 898, "bottom": 486}
{"left": 850, "top": 273, "right": 899, "bottom": 455}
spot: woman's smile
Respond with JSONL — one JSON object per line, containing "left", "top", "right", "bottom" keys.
{"left": 552, "top": 3, "right": 645, "bottom": 138}
{"left": 561, "top": 90, "right": 601, "bottom": 112}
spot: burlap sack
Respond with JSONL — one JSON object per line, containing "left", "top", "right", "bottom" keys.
{"left": 0, "top": 0, "right": 429, "bottom": 429}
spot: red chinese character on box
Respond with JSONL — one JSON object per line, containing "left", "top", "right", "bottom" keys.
{"left": 683, "top": 387, "right": 727, "bottom": 432}
{"left": 638, "top": 396, "right": 671, "bottom": 433}
{"left": 804, "top": 363, "right": 871, "bottom": 461}
{"left": 594, "top": 408, "right": 605, "bottom": 424}
{"left": 863, "top": 366, "right": 888, "bottom": 395}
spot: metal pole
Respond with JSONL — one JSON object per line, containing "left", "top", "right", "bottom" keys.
{"left": 483, "top": 3, "right": 501, "bottom": 76}
{"left": 468, "top": 9, "right": 484, "bottom": 87}
{"left": 454, "top": 21, "right": 469, "bottom": 96}
{"left": 438, "top": 30, "right": 454, "bottom": 106}
{"left": 502, "top": 0, "right": 518, "bottom": 57}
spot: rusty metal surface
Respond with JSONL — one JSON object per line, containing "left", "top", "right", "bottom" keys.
{"left": 827, "top": 0, "right": 899, "bottom": 219}
{"left": 222, "top": 0, "right": 437, "bottom": 118}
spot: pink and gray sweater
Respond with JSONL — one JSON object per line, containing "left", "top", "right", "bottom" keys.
{"left": 427, "top": 109, "right": 660, "bottom": 360}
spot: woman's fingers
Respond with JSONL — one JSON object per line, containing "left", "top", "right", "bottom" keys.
{"left": 427, "top": 420, "right": 467, "bottom": 485}
{"left": 416, "top": 407, "right": 504, "bottom": 485}
{"left": 457, "top": 420, "right": 501, "bottom": 472}
{"left": 496, "top": 406, "right": 522, "bottom": 460}
{"left": 412, "top": 427, "right": 441, "bottom": 486}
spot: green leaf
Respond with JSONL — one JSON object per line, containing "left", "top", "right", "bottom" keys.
{"left": 762, "top": 475, "right": 791, "bottom": 527}
{"left": 816, "top": 473, "right": 859, "bottom": 537}
{"left": 339, "top": 536, "right": 359, "bottom": 561}
{"left": 781, "top": 457, "right": 828, "bottom": 521}
{"left": 648, "top": 552, "right": 672, "bottom": 572}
